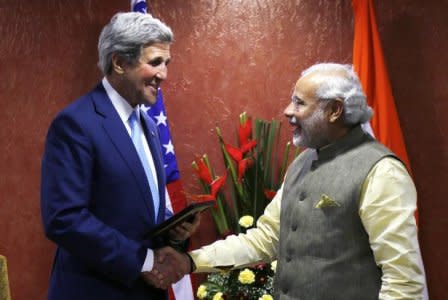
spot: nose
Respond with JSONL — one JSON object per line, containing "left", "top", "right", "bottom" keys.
{"left": 284, "top": 102, "right": 294, "bottom": 118}
{"left": 156, "top": 64, "right": 168, "bottom": 80}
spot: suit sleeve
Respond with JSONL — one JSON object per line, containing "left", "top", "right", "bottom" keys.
{"left": 40, "top": 113, "right": 146, "bottom": 287}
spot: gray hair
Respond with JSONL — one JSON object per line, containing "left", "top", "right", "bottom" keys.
{"left": 98, "top": 12, "right": 173, "bottom": 75}
{"left": 301, "top": 63, "right": 373, "bottom": 125}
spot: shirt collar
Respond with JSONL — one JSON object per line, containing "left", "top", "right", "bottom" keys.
{"left": 102, "top": 77, "right": 135, "bottom": 124}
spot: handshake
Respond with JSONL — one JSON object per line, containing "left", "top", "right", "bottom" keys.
{"left": 141, "top": 213, "right": 201, "bottom": 290}
{"left": 141, "top": 246, "right": 194, "bottom": 290}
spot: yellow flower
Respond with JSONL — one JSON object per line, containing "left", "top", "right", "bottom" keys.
{"left": 259, "top": 295, "right": 274, "bottom": 300}
{"left": 197, "top": 285, "right": 207, "bottom": 299}
{"left": 239, "top": 215, "right": 254, "bottom": 228}
{"left": 270, "top": 260, "right": 277, "bottom": 272}
{"left": 213, "top": 292, "right": 224, "bottom": 300}
{"left": 238, "top": 268, "right": 256, "bottom": 284}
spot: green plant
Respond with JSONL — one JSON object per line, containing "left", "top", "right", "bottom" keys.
{"left": 191, "top": 112, "right": 298, "bottom": 299}
{"left": 191, "top": 112, "right": 296, "bottom": 236}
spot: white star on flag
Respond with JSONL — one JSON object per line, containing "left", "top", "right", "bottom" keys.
{"left": 140, "top": 105, "right": 150, "bottom": 113}
{"left": 163, "top": 140, "right": 175, "bottom": 155}
{"left": 154, "top": 111, "right": 168, "bottom": 126}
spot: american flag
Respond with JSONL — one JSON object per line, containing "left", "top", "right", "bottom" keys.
{"left": 131, "top": 1, "right": 195, "bottom": 300}
{"left": 142, "top": 88, "right": 180, "bottom": 184}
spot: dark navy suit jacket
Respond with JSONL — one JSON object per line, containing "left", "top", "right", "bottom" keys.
{"left": 41, "top": 83, "right": 168, "bottom": 300}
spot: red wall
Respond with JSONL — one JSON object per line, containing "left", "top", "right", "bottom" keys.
{"left": 375, "top": 2, "right": 448, "bottom": 296}
{"left": 0, "top": 1, "right": 446, "bottom": 299}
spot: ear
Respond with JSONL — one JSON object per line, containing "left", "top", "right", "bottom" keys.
{"left": 327, "top": 99, "right": 344, "bottom": 123}
{"left": 111, "top": 53, "right": 125, "bottom": 74}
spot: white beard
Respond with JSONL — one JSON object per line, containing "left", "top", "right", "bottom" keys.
{"left": 292, "top": 129, "right": 301, "bottom": 147}
{"left": 291, "top": 107, "right": 328, "bottom": 149}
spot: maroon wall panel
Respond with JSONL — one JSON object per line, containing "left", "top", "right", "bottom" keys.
{"left": 375, "top": 1, "right": 448, "bottom": 298}
{"left": 0, "top": 0, "right": 446, "bottom": 299}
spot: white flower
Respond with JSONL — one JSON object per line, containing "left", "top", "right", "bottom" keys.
{"left": 197, "top": 285, "right": 207, "bottom": 299}
{"left": 270, "top": 260, "right": 277, "bottom": 272}
{"left": 238, "top": 268, "right": 256, "bottom": 284}
{"left": 239, "top": 215, "right": 254, "bottom": 228}
{"left": 213, "top": 292, "right": 224, "bottom": 300}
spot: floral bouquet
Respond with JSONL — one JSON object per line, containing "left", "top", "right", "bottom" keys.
{"left": 191, "top": 112, "right": 298, "bottom": 299}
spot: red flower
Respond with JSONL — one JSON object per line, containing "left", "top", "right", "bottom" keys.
{"left": 225, "top": 143, "right": 243, "bottom": 162}
{"left": 224, "top": 143, "right": 255, "bottom": 182}
{"left": 238, "top": 158, "right": 254, "bottom": 181}
{"left": 190, "top": 172, "right": 227, "bottom": 206}
{"left": 240, "top": 140, "right": 257, "bottom": 154}
{"left": 195, "top": 158, "right": 212, "bottom": 184}
{"left": 238, "top": 117, "right": 257, "bottom": 153}
{"left": 210, "top": 172, "right": 227, "bottom": 199}
{"left": 264, "top": 189, "right": 277, "bottom": 200}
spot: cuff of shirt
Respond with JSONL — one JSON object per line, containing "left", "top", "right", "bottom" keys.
{"left": 141, "top": 249, "right": 154, "bottom": 272}
{"left": 189, "top": 248, "right": 234, "bottom": 273}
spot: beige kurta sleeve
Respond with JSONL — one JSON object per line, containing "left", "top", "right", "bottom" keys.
{"left": 359, "top": 157, "right": 427, "bottom": 299}
{"left": 189, "top": 183, "right": 283, "bottom": 273}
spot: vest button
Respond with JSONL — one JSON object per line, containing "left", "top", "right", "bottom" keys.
{"left": 292, "top": 224, "right": 297, "bottom": 231}
{"left": 286, "top": 256, "right": 291, "bottom": 262}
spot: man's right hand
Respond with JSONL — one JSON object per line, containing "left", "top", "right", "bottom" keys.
{"left": 141, "top": 247, "right": 192, "bottom": 289}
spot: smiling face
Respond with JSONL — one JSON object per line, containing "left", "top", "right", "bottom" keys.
{"left": 112, "top": 42, "right": 171, "bottom": 107}
{"left": 284, "top": 74, "right": 331, "bottom": 149}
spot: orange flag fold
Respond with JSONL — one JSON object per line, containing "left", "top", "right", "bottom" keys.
{"left": 352, "top": 0, "right": 411, "bottom": 169}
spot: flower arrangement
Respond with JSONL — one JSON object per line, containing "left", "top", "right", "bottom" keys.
{"left": 196, "top": 262, "right": 276, "bottom": 300}
{"left": 191, "top": 112, "right": 298, "bottom": 299}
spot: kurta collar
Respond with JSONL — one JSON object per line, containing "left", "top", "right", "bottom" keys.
{"left": 316, "top": 125, "right": 366, "bottom": 162}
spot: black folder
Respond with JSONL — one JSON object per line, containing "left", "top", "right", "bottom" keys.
{"left": 146, "top": 200, "right": 215, "bottom": 238}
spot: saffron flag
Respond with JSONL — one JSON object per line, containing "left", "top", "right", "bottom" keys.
{"left": 352, "top": 0, "right": 411, "bottom": 169}
{"left": 131, "top": 1, "right": 194, "bottom": 300}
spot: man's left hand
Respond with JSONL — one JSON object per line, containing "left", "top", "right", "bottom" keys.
{"left": 168, "top": 212, "right": 201, "bottom": 242}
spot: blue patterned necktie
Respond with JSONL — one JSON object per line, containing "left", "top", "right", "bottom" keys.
{"left": 129, "top": 109, "right": 159, "bottom": 219}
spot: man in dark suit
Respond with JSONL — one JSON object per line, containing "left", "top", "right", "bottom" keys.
{"left": 41, "top": 12, "right": 196, "bottom": 300}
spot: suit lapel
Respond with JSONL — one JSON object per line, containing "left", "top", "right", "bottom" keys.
{"left": 90, "top": 84, "right": 157, "bottom": 224}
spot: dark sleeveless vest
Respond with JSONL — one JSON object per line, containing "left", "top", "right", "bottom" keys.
{"left": 274, "top": 126, "right": 397, "bottom": 300}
